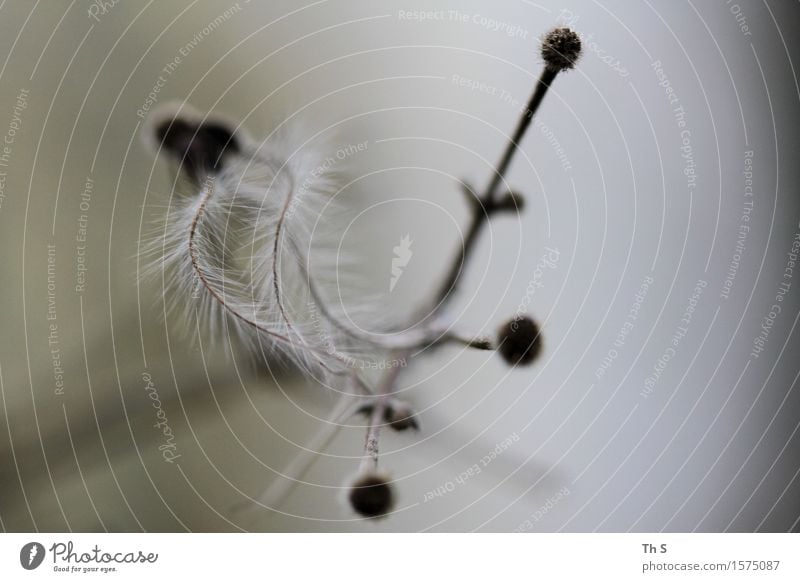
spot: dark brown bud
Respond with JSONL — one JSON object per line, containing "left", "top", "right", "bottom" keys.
{"left": 541, "top": 27, "right": 581, "bottom": 72}
{"left": 384, "top": 402, "right": 419, "bottom": 432}
{"left": 496, "top": 316, "right": 543, "bottom": 366}
{"left": 357, "top": 400, "right": 419, "bottom": 432}
{"left": 156, "top": 119, "right": 238, "bottom": 181}
{"left": 144, "top": 103, "right": 241, "bottom": 183}
{"left": 348, "top": 472, "right": 394, "bottom": 519}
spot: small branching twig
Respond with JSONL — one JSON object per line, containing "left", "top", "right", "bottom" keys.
{"left": 347, "top": 27, "right": 581, "bottom": 519}
{"left": 142, "top": 27, "right": 580, "bottom": 524}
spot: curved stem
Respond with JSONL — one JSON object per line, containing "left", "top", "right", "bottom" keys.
{"left": 271, "top": 173, "right": 300, "bottom": 339}
{"left": 188, "top": 179, "right": 349, "bottom": 373}
{"left": 287, "top": 236, "right": 491, "bottom": 354}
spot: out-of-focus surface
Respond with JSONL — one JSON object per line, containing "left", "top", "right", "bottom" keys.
{"left": 0, "top": 0, "right": 798, "bottom": 532}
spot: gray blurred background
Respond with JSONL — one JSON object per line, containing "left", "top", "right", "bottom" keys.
{"left": 0, "top": 0, "right": 798, "bottom": 532}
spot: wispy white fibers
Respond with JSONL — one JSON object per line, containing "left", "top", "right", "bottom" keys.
{"left": 140, "top": 103, "right": 398, "bottom": 385}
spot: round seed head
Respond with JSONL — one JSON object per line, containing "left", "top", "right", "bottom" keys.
{"left": 541, "top": 27, "right": 581, "bottom": 72}
{"left": 497, "top": 316, "right": 543, "bottom": 366}
{"left": 348, "top": 472, "right": 394, "bottom": 519}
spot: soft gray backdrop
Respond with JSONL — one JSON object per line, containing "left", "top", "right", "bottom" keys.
{"left": 0, "top": 0, "right": 798, "bottom": 532}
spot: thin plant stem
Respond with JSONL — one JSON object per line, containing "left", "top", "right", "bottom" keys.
{"left": 485, "top": 67, "right": 557, "bottom": 202}
{"left": 247, "top": 381, "right": 359, "bottom": 514}
{"left": 357, "top": 358, "right": 407, "bottom": 475}
{"left": 357, "top": 66, "right": 562, "bottom": 481}
{"left": 434, "top": 67, "right": 558, "bottom": 306}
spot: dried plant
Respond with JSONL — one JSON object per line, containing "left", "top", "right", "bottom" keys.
{"left": 141, "top": 27, "right": 580, "bottom": 521}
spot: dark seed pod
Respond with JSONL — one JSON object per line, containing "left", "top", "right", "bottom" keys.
{"left": 383, "top": 402, "right": 419, "bottom": 432}
{"left": 156, "top": 119, "right": 239, "bottom": 181}
{"left": 144, "top": 103, "right": 241, "bottom": 183}
{"left": 358, "top": 400, "right": 419, "bottom": 432}
{"left": 541, "top": 27, "right": 581, "bottom": 72}
{"left": 348, "top": 473, "right": 394, "bottom": 518}
{"left": 496, "top": 316, "right": 543, "bottom": 366}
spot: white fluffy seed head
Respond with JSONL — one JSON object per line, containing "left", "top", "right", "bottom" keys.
{"left": 139, "top": 103, "right": 388, "bottom": 380}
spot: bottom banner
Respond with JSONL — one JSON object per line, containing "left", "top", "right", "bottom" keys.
{"left": 0, "top": 533, "right": 797, "bottom": 580}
